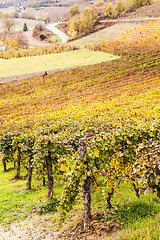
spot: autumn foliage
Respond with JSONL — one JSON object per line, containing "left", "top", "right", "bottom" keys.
{"left": 90, "top": 20, "right": 160, "bottom": 56}
{"left": 0, "top": 19, "right": 160, "bottom": 228}
{"left": 0, "top": 43, "right": 77, "bottom": 59}
{"left": 68, "top": 8, "right": 98, "bottom": 39}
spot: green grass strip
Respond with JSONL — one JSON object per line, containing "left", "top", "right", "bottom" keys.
{"left": 0, "top": 49, "right": 120, "bottom": 78}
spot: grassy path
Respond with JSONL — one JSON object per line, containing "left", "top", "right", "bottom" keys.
{"left": 0, "top": 49, "right": 120, "bottom": 78}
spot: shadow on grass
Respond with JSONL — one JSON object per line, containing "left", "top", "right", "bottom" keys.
{"left": 37, "top": 197, "right": 59, "bottom": 215}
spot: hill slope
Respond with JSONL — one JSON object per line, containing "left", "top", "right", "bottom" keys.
{"left": 71, "top": 21, "right": 142, "bottom": 48}
{"left": 0, "top": 20, "right": 160, "bottom": 126}
{"left": 0, "top": 18, "right": 160, "bottom": 240}
{"left": 127, "top": 0, "right": 160, "bottom": 18}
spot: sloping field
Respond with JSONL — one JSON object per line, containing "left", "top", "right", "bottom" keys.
{"left": 0, "top": 19, "right": 160, "bottom": 240}
{"left": 0, "top": 51, "right": 159, "bottom": 123}
{"left": 128, "top": 0, "right": 160, "bottom": 18}
{"left": 0, "top": 49, "right": 119, "bottom": 78}
{"left": 0, "top": 19, "right": 160, "bottom": 124}
{"left": 71, "top": 21, "right": 142, "bottom": 48}
{"left": 0, "top": 21, "right": 159, "bottom": 136}
{"left": 90, "top": 20, "right": 160, "bottom": 55}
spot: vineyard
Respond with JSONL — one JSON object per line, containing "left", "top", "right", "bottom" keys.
{"left": 0, "top": 19, "right": 160, "bottom": 239}
{"left": 90, "top": 19, "right": 160, "bottom": 55}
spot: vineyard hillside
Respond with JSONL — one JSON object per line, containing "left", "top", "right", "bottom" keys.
{"left": 0, "top": 20, "right": 159, "bottom": 125}
{"left": 0, "top": 19, "right": 160, "bottom": 240}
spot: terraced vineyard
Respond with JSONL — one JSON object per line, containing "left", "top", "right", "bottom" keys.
{"left": 90, "top": 20, "right": 160, "bottom": 55}
{"left": 0, "top": 18, "right": 160, "bottom": 240}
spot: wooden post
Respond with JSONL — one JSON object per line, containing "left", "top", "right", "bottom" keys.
{"left": 79, "top": 138, "right": 92, "bottom": 231}
{"left": 46, "top": 149, "right": 53, "bottom": 199}
{"left": 26, "top": 139, "right": 32, "bottom": 190}
{"left": 107, "top": 188, "right": 114, "bottom": 209}
{"left": 15, "top": 146, "right": 21, "bottom": 179}
{"left": 14, "top": 161, "right": 16, "bottom": 169}
{"left": 42, "top": 164, "right": 46, "bottom": 186}
{"left": 2, "top": 159, "right": 6, "bottom": 172}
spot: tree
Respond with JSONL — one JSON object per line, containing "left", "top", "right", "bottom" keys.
{"left": 67, "top": 16, "right": 79, "bottom": 38}
{"left": 68, "top": 8, "right": 98, "bottom": 39}
{"left": 26, "top": 138, "right": 34, "bottom": 190}
{"left": 2, "top": 16, "right": 15, "bottom": 32}
{"left": 23, "top": 22, "right": 28, "bottom": 32}
{"left": 68, "top": 4, "right": 80, "bottom": 18}
{"left": 80, "top": 8, "right": 98, "bottom": 33}
{"left": 105, "top": 1, "right": 114, "bottom": 18}
{"left": 115, "top": 0, "right": 125, "bottom": 17}
{"left": 93, "top": 0, "right": 105, "bottom": 7}
{"left": 79, "top": 138, "right": 92, "bottom": 230}
{"left": 16, "top": 145, "right": 21, "bottom": 179}
{"left": 0, "top": 133, "right": 15, "bottom": 172}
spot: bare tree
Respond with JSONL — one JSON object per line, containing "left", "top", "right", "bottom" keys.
{"left": 2, "top": 15, "right": 15, "bottom": 32}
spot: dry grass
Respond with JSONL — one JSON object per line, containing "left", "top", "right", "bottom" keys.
{"left": 127, "top": 1, "right": 160, "bottom": 18}
{"left": 71, "top": 22, "right": 142, "bottom": 48}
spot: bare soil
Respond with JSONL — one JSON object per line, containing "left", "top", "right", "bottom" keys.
{"left": 61, "top": 220, "right": 120, "bottom": 240}
{"left": 0, "top": 215, "right": 60, "bottom": 240}
{"left": 0, "top": 213, "right": 120, "bottom": 240}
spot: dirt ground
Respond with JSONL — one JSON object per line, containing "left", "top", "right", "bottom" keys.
{"left": 0, "top": 214, "right": 120, "bottom": 240}
{"left": 0, "top": 215, "right": 60, "bottom": 240}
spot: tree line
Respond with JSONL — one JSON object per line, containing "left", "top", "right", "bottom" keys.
{"left": 67, "top": 0, "right": 152, "bottom": 39}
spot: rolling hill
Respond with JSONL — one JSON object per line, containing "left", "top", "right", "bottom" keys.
{"left": 0, "top": 9, "right": 160, "bottom": 240}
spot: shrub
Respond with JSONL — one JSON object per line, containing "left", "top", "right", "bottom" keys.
{"left": 1, "top": 33, "right": 28, "bottom": 50}
{"left": 68, "top": 4, "right": 80, "bottom": 18}
{"left": 23, "top": 23, "right": 28, "bottom": 32}
{"left": 38, "top": 197, "right": 59, "bottom": 215}
{"left": 0, "top": 43, "right": 78, "bottom": 59}
{"left": 93, "top": 0, "right": 105, "bottom": 8}
{"left": 68, "top": 8, "right": 98, "bottom": 39}
{"left": 21, "top": 12, "right": 36, "bottom": 20}
{"left": 115, "top": 0, "right": 125, "bottom": 17}
{"left": 32, "top": 24, "right": 53, "bottom": 41}
{"left": 125, "top": 0, "right": 152, "bottom": 13}
{"left": 105, "top": 1, "right": 115, "bottom": 18}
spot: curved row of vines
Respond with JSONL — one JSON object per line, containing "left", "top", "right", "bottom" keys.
{"left": 1, "top": 114, "right": 160, "bottom": 229}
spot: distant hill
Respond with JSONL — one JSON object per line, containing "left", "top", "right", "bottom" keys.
{"left": 0, "top": 0, "right": 92, "bottom": 8}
